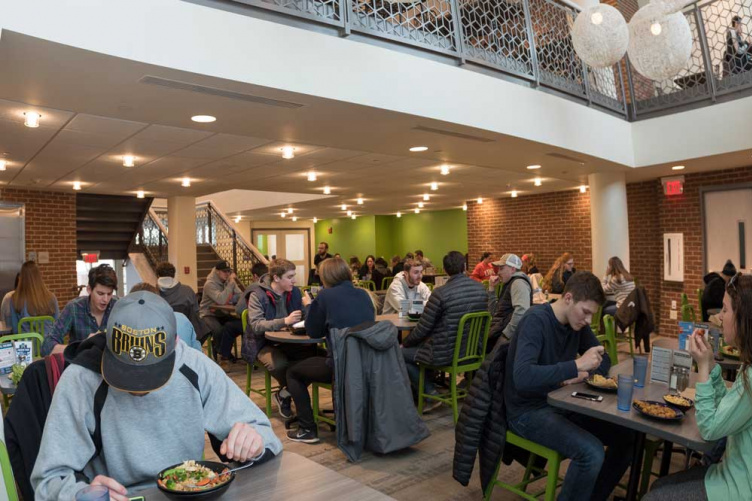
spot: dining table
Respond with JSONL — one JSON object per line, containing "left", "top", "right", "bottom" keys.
{"left": 135, "top": 451, "right": 394, "bottom": 500}
{"left": 652, "top": 336, "right": 741, "bottom": 381}
{"left": 0, "top": 320, "right": 11, "bottom": 335}
{"left": 548, "top": 356, "right": 717, "bottom": 501}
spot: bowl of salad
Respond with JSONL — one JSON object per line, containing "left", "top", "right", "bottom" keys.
{"left": 156, "top": 460, "right": 234, "bottom": 499}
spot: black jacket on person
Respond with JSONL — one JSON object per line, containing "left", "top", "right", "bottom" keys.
{"left": 549, "top": 268, "right": 575, "bottom": 294}
{"left": 701, "top": 272, "right": 725, "bottom": 321}
{"left": 358, "top": 265, "right": 384, "bottom": 289}
{"left": 615, "top": 286, "right": 655, "bottom": 352}
{"left": 403, "top": 274, "right": 488, "bottom": 366}
{"left": 159, "top": 281, "right": 208, "bottom": 341}
{"left": 488, "top": 274, "right": 533, "bottom": 346}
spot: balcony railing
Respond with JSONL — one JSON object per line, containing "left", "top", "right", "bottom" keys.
{"left": 228, "top": 0, "right": 752, "bottom": 120}
{"left": 135, "top": 209, "right": 169, "bottom": 271}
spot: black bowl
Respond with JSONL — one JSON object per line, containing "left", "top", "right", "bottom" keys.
{"left": 407, "top": 312, "right": 422, "bottom": 321}
{"left": 632, "top": 400, "right": 685, "bottom": 422}
{"left": 663, "top": 394, "right": 694, "bottom": 412}
{"left": 585, "top": 377, "right": 618, "bottom": 393}
{"left": 157, "top": 461, "right": 235, "bottom": 500}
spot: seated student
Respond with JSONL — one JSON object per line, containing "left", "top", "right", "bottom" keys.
{"left": 504, "top": 271, "right": 635, "bottom": 501}
{"left": 601, "top": 256, "right": 635, "bottom": 316}
{"left": 521, "top": 253, "right": 539, "bottom": 275}
{"left": 382, "top": 258, "right": 432, "bottom": 315}
{"left": 487, "top": 254, "right": 532, "bottom": 345}
{"left": 155, "top": 261, "right": 206, "bottom": 342}
{"left": 30, "top": 291, "right": 282, "bottom": 501}
{"left": 701, "top": 260, "right": 736, "bottom": 321}
{"left": 402, "top": 251, "right": 486, "bottom": 410}
{"left": 309, "top": 241, "right": 332, "bottom": 285}
{"left": 392, "top": 252, "right": 412, "bottom": 275}
{"left": 373, "top": 257, "right": 392, "bottom": 290}
{"left": 129, "top": 282, "right": 202, "bottom": 352}
{"left": 286, "top": 257, "right": 375, "bottom": 443}
{"left": 243, "top": 259, "right": 311, "bottom": 419}
{"left": 43, "top": 264, "right": 118, "bottom": 356}
{"left": 645, "top": 273, "right": 752, "bottom": 501}
{"left": 4, "top": 261, "right": 59, "bottom": 334}
{"left": 235, "top": 262, "right": 270, "bottom": 318}
{"left": 544, "top": 252, "right": 576, "bottom": 294}
{"left": 414, "top": 250, "right": 433, "bottom": 270}
{"left": 1, "top": 273, "right": 20, "bottom": 327}
{"left": 199, "top": 261, "right": 243, "bottom": 363}
{"left": 470, "top": 252, "right": 496, "bottom": 282}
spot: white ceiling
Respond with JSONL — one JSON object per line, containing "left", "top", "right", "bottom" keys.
{"left": 0, "top": 31, "right": 748, "bottom": 221}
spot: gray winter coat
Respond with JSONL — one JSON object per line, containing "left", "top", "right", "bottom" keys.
{"left": 199, "top": 268, "right": 242, "bottom": 317}
{"left": 330, "top": 321, "right": 430, "bottom": 462}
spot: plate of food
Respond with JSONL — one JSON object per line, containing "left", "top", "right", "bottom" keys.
{"left": 585, "top": 374, "right": 618, "bottom": 392}
{"left": 663, "top": 394, "right": 694, "bottom": 411}
{"left": 721, "top": 345, "right": 740, "bottom": 359}
{"left": 633, "top": 400, "right": 685, "bottom": 422}
{"left": 407, "top": 312, "right": 422, "bottom": 321}
{"left": 157, "top": 460, "right": 234, "bottom": 499}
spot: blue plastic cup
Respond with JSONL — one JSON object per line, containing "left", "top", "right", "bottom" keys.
{"left": 75, "top": 486, "right": 109, "bottom": 501}
{"left": 633, "top": 355, "right": 648, "bottom": 388}
{"left": 617, "top": 374, "right": 634, "bottom": 411}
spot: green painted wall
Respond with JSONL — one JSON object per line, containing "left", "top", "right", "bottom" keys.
{"left": 314, "top": 209, "right": 467, "bottom": 264}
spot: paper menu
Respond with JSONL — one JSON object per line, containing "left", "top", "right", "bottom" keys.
{"left": 13, "top": 340, "right": 33, "bottom": 366}
{"left": 0, "top": 342, "right": 14, "bottom": 375}
{"left": 650, "top": 347, "right": 673, "bottom": 384}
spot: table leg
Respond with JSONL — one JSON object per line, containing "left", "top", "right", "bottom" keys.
{"left": 659, "top": 440, "right": 673, "bottom": 477}
{"left": 626, "top": 431, "right": 646, "bottom": 501}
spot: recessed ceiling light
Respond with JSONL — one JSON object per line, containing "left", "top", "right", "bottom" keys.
{"left": 534, "top": 178, "right": 542, "bottom": 187}
{"left": 351, "top": 214, "right": 356, "bottom": 220}
{"left": 24, "top": 112, "right": 41, "bottom": 128}
{"left": 396, "top": 212, "right": 401, "bottom": 218}
{"left": 287, "top": 208, "right": 293, "bottom": 214}
{"left": 423, "top": 194, "right": 430, "bottom": 201}
{"left": 409, "top": 146, "right": 428, "bottom": 152}
{"left": 281, "top": 146, "right": 295, "bottom": 159}
{"left": 323, "top": 186, "right": 331, "bottom": 195}
{"left": 462, "top": 203, "right": 467, "bottom": 211}
{"left": 181, "top": 177, "right": 191, "bottom": 187}
{"left": 341, "top": 204, "right": 347, "bottom": 211}
{"left": 136, "top": 190, "right": 145, "bottom": 199}
{"left": 430, "top": 182, "right": 438, "bottom": 191}
{"left": 0, "top": 160, "right": 6, "bottom": 171}
{"left": 357, "top": 198, "right": 364, "bottom": 205}
{"left": 580, "top": 185, "right": 588, "bottom": 193}
{"left": 123, "top": 155, "right": 135, "bottom": 168}
{"left": 418, "top": 202, "right": 424, "bottom": 208}
{"left": 313, "top": 217, "right": 318, "bottom": 224}
{"left": 234, "top": 216, "right": 241, "bottom": 223}
{"left": 191, "top": 115, "right": 216, "bottom": 123}
{"left": 307, "top": 170, "right": 317, "bottom": 182}
{"left": 527, "top": 165, "right": 541, "bottom": 170}
{"left": 440, "top": 165, "right": 450, "bottom": 176}
{"left": 347, "top": 210, "right": 352, "bottom": 216}
{"left": 511, "top": 190, "right": 518, "bottom": 198}
{"left": 72, "top": 181, "right": 82, "bottom": 191}
{"left": 281, "top": 212, "right": 286, "bottom": 218}
{"left": 672, "top": 165, "right": 685, "bottom": 171}
{"left": 414, "top": 208, "right": 420, "bottom": 214}
{"left": 292, "top": 216, "right": 298, "bottom": 222}
{"left": 477, "top": 197, "right": 483, "bottom": 204}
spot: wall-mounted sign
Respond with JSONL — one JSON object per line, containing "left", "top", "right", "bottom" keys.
{"left": 662, "top": 175, "right": 685, "bottom": 196}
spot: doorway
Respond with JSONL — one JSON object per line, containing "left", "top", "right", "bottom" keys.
{"left": 703, "top": 187, "right": 751, "bottom": 274}
{"left": 252, "top": 229, "right": 311, "bottom": 284}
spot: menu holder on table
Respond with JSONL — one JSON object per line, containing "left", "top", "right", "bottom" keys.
{"left": 650, "top": 347, "right": 673, "bottom": 384}
{"left": 0, "top": 340, "right": 34, "bottom": 375}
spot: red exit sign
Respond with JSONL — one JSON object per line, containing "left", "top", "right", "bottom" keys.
{"left": 662, "top": 176, "right": 684, "bottom": 196}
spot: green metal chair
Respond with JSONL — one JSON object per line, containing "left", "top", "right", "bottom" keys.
{"left": 417, "top": 311, "right": 492, "bottom": 423}
{"left": 681, "top": 304, "right": 696, "bottom": 323}
{"left": 357, "top": 280, "right": 376, "bottom": 291}
{"left": 426, "top": 283, "right": 434, "bottom": 291}
{"left": 596, "top": 314, "right": 619, "bottom": 364}
{"left": 312, "top": 382, "right": 336, "bottom": 431}
{"left": 0, "top": 440, "right": 18, "bottom": 501}
{"left": 241, "top": 310, "right": 279, "bottom": 418}
{"left": 590, "top": 305, "right": 603, "bottom": 334}
{"left": 381, "top": 276, "right": 394, "bottom": 290}
{"left": 697, "top": 288, "right": 704, "bottom": 317}
{"left": 481, "top": 280, "right": 490, "bottom": 291}
{"left": 495, "top": 282, "right": 503, "bottom": 299}
{"left": 484, "top": 431, "right": 563, "bottom": 501}
{"left": 17, "top": 315, "right": 54, "bottom": 352}
{"left": 680, "top": 292, "right": 689, "bottom": 308}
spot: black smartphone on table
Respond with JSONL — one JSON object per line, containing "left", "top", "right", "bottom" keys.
{"left": 571, "top": 392, "right": 603, "bottom": 402}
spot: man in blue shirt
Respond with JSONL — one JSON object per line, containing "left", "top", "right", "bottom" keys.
{"left": 504, "top": 271, "right": 635, "bottom": 501}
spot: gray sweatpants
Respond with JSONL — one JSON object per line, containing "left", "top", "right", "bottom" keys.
{"left": 643, "top": 466, "right": 709, "bottom": 501}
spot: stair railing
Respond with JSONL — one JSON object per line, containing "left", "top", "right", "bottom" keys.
{"left": 136, "top": 208, "right": 169, "bottom": 270}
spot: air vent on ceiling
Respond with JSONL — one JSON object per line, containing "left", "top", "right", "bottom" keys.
{"left": 545, "top": 152, "right": 586, "bottom": 165}
{"left": 412, "top": 125, "right": 495, "bottom": 143}
{"left": 139, "top": 76, "right": 304, "bottom": 109}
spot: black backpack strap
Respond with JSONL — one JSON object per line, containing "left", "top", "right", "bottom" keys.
{"left": 90, "top": 380, "right": 109, "bottom": 461}
{"left": 179, "top": 364, "right": 200, "bottom": 393}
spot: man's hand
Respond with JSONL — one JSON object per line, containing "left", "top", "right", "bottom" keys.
{"left": 562, "top": 371, "right": 589, "bottom": 386}
{"left": 489, "top": 275, "right": 500, "bottom": 287}
{"left": 302, "top": 294, "right": 312, "bottom": 307}
{"left": 91, "top": 475, "right": 128, "bottom": 501}
{"left": 688, "top": 329, "right": 715, "bottom": 381}
{"left": 575, "top": 346, "right": 604, "bottom": 372}
{"left": 229, "top": 272, "right": 237, "bottom": 282}
{"left": 220, "top": 422, "right": 264, "bottom": 462}
{"left": 284, "top": 310, "right": 302, "bottom": 326}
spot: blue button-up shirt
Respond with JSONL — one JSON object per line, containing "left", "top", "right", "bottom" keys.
{"left": 42, "top": 296, "right": 117, "bottom": 355}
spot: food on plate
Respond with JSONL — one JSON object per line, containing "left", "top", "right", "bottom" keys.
{"left": 157, "top": 460, "right": 231, "bottom": 492}
{"left": 589, "top": 374, "right": 618, "bottom": 389}
{"left": 722, "top": 345, "right": 739, "bottom": 358}
{"left": 664, "top": 394, "right": 691, "bottom": 407}
{"left": 634, "top": 400, "right": 677, "bottom": 419}
{"left": 9, "top": 364, "right": 26, "bottom": 385}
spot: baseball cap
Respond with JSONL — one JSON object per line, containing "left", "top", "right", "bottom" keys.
{"left": 215, "top": 260, "right": 232, "bottom": 272}
{"left": 102, "top": 291, "right": 178, "bottom": 393}
{"left": 492, "top": 253, "right": 523, "bottom": 269}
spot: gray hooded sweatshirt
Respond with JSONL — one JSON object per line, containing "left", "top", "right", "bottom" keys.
{"left": 199, "top": 268, "right": 242, "bottom": 317}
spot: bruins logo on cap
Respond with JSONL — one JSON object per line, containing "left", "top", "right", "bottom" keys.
{"left": 111, "top": 324, "right": 167, "bottom": 362}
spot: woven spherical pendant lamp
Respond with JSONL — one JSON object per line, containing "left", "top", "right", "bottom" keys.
{"left": 572, "top": 4, "right": 629, "bottom": 68}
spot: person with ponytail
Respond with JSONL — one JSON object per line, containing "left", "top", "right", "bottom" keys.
{"left": 4, "top": 261, "right": 59, "bottom": 334}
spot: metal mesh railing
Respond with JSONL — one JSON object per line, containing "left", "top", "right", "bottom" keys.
{"left": 137, "top": 211, "right": 169, "bottom": 271}
{"left": 233, "top": 0, "right": 344, "bottom": 26}
{"left": 699, "top": 0, "right": 752, "bottom": 95}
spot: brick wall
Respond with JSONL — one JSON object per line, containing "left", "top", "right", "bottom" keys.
{"left": 0, "top": 188, "right": 78, "bottom": 305}
{"left": 466, "top": 189, "right": 592, "bottom": 276}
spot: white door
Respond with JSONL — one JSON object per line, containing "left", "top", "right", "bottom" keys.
{"left": 704, "top": 188, "right": 752, "bottom": 273}
{"left": 252, "top": 229, "right": 310, "bottom": 284}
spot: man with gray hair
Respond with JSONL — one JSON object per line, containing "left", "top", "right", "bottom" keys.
{"left": 488, "top": 253, "right": 532, "bottom": 347}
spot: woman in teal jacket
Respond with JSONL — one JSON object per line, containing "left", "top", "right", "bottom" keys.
{"left": 645, "top": 273, "right": 752, "bottom": 500}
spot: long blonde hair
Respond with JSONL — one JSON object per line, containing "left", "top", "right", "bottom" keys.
{"left": 14, "top": 261, "right": 56, "bottom": 316}
{"left": 606, "top": 256, "right": 633, "bottom": 283}
{"left": 544, "top": 252, "right": 573, "bottom": 287}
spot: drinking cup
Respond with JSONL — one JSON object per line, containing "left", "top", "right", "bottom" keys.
{"left": 633, "top": 355, "right": 648, "bottom": 388}
{"left": 75, "top": 486, "right": 109, "bottom": 501}
{"left": 617, "top": 374, "right": 634, "bottom": 411}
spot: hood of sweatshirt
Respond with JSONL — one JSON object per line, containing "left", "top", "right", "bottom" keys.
{"left": 347, "top": 320, "right": 398, "bottom": 351}
{"left": 244, "top": 274, "right": 280, "bottom": 302}
{"left": 64, "top": 333, "right": 106, "bottom": 374}
{"left": 157, "top": 276, "right": 179, "bottom": 291}
{"left": 703, "top": 271, "right": 722, "bottom": 285}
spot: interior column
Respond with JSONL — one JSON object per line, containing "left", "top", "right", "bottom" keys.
{"left": 588, "top": 172, "right": 630, "bottom": 278}
{"left": 167, "top": 196, "right": 198, "bottom": 290}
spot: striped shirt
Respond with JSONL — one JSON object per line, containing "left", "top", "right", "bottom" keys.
{"left": 602, "top": 275, "right": 635, "bottom": 308}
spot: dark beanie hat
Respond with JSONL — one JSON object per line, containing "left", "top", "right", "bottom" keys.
{"left": 722, "top": 260, "right": 737, "bottom": 278}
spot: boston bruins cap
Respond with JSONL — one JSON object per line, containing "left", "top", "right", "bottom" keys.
{"left": 102, "top": 291, "right": 177, "bottom": 393}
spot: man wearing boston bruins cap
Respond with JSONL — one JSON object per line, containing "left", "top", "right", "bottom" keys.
{"left": 32, "top": 292, "right": 282, "bottom": 501}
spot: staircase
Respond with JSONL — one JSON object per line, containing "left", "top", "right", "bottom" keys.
{"left": 197, "top": 243, "right": 222, "bottom": 291}
{"left": 76, "top": 194, "right": 153, "bottom": 260}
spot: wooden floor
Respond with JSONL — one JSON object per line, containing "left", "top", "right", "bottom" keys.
{"left": 205, "top": 336, "right": 687, "bottom": 500}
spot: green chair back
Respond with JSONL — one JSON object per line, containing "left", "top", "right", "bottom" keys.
{"left": 381, "top": 276, "right": 394, "bottom": 290}
{"left": 0, "top": 333, "right": 44, "bottom": 358}
{"left": 17, "top": 315, "right": 54, "bottom": 351}
{"left": 453, "top": 311, "right": 492, "bottom": 369}
{"left": 590, "top": 305, "right": 603, "bottom": 333}
{"left": 481, "top": 279, "right": 490, "bottom": 291}
{"left": 680, "top": 293, "right": 689, "bottom": 308}
{"left": 681, "top": 304, "right": 696, "bottom": 323}
{"left": 495, "top": 282, "right": 503, "bottom": 299}
{"left": 0, "top": 440, "right": 18, "bottom": 501}
{"left": 426, "top": 283, "right": 434, "bottom": 291}
{"left": 597, "top": 314, "right": 619, "bottom": 364}
{"left": 697, "top": 288, "right": 704, "bottom": 316}
{"left": 358, "top": 280, "right": 376, "bottom": 291}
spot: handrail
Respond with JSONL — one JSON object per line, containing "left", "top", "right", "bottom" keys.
{"left": 148, "top": 208, "right": 169, "bottom": 237}
{"left": 196, "top": 201, "right": 269, "bottom": 265}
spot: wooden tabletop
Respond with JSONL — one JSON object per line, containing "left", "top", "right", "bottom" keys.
{"left": 0, "top": 321, "right": 11, "bottom": 335}
{"left": 135, "top": 452, "right": 394, "bottom": 500}
{"left": 210, "top": 304, "right": 238, "bottom": 313}
{"left": 265, "top": 330, "right": 322, "bottom": 344}
{"left": 375, "top": 314, "right": 418, "bottom": 331}
{"left": 548, "top": 357, "right": 716, "bottom": 453}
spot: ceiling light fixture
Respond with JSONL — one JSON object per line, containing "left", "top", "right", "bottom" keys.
{"left": 341, "top": 204, "right": 347, "bottom": 211}
{"left": 234, "top": 216, "right": 241, "bottom": 223}
{"left": 527, "top": 164, "right": 541, "bottom": 170}
{"left": 409, "top": 146, "right": 428, "bottom": 152}
{"left": 123, "top": 155, "right": 136, "bottom": 168}
{"left": 423, "top": 193, "right": 430, "bottom": 201}
{"left": 347, "top": 210, "right": 352, "bottom": 216}
{"left": 0, "top": 160, "right": 6, "bottom": 171}
{"left": 313, "top": 217, "right": 318, "bottom": 224}
{"left": 672, "top": 165, "right": 685, "bottom": 171}
{"left": 281, "top": 212, "right": 286, "bottom": 218}
{"left": 136, "top": 190, "right": 145, "bottom": 199}
{"left": 181, "top": 177, "right": 191, "bottom": 187}
{"left": 281, "top": 146, "right": 295, "bottom": 159}
{"left": 430, "top": 182, "right": 438, "bottom": 191}
{"left": 287, "top": 208, "right": 293, "bottom": 214}
{"left": 323, "top": 186, "right": 331, "bottom": 195}
{"left": 580, "top": 185, "right": 588, "bottom": 193}
{"left": 357, "top": 198, "right": 364, "bottom": 205}
{"left": 351, "top": 215, "right": 356, "bottom": 220}
{"left": 414, "top": 208, "right": 420, "bottom": 214}
{"left": 418, "top": 202, "right": 424, "bottom": 208}
{"left": 307, "top": 170, "right": 317, "bottom": 182}
{"left": 191, "top": 115, "right": 216, "bottom": 123}
{"left": 440, "top": 165, "right": 450, "bottom": 176}
{"left": 396, "top": 212, "right": 402, "bottom": 218}
{"left": 462, "top": 203, "right": 467, "bottom": 211}
{"left": 73, "top": 181, "right": 82, "bottom": 191}
{"left": 511, "top": 190, "right": 518, "bottom": 198}
{"left": 477, "top": 197, "right": 483, "bottom": 204}
{"left": 24, "top": 112, "right": 41, "bottom": 128}
{"left": 534, "top": 178, "right": 542, "bottom": 186}
{"left": 292, "top": 216, "right": 298, "bottom": 222}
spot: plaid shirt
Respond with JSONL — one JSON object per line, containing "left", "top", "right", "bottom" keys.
{"left": 42, "top": 295, "right": 117, "bottom": 355}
